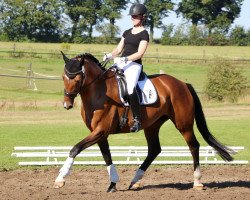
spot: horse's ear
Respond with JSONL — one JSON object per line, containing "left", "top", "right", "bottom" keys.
{"left": 80, "top": 56, "right": 85, "bottom": 67}
{"left": 61, "top": 51, "right": 70, "bottom": 64}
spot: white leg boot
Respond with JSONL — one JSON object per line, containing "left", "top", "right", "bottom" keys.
{"left": 129, "top": 168, "right": 145, "bottom": 189}
{"left": 54, "top": 157, "right": 74, "bottom": 188}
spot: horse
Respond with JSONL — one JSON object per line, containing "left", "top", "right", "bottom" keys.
{"left": 53, "top": 52, "right": 234, "bottom": 192}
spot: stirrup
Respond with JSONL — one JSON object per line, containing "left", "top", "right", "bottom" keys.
{"left": 130, "top": 119, "right": 141, "bottom": 132}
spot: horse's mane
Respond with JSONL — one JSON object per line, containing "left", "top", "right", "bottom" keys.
{"left": 76, "top": 53, "right": 106, "bottom": 71}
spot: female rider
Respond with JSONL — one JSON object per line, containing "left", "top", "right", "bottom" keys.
{"left": 103, "top": 3, "right": 149, "bottom": 132}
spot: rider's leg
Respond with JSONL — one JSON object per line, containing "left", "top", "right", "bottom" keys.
{"left": 128, "top": 89, "right": 141, "bottom": 132}
{"left": 122, "top": 62, "right": 142, "bottom": 132}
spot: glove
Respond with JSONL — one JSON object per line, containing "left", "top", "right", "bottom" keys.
{"left": 114, "top": 57, "right": 128, "bottom": 65}
{"left": 103, "top": 53, "right": 113, "bottom": 62}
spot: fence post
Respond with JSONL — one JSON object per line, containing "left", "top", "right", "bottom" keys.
{"left": 12, "top": 43, "right": 16, "bottom": 57}
{"left": 26, "top": 63, "right": 37, "bottom": 91}
{"left": 156, "top": 48, "right": 159, "bottom": 63}
{"left": 203, "top": 49, "right": 206, "bottom": 63}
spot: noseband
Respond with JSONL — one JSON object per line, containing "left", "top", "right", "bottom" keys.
{"left": 64, "top": 88, "right": 80, "bottom": 99}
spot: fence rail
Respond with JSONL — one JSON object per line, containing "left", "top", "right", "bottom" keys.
{"left": 12, "top": 146, "right": 248, "bottom": 166}
{"left": 1, "top": 48, "right": 250, "bottom": 62}
{"left": 0, "top": 73, "right": 60, "bottom": 80}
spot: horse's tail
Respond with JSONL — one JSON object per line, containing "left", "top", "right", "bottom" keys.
{"left": 186, "top": 83, "right": 234, "bottom": 161}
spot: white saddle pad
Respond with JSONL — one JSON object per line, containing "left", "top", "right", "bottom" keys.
{"left": 119, "top": 75, "right": 158, "bottom": 106}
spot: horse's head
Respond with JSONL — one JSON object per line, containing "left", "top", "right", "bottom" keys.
{"left": 61, "top": 51, "right": 85, "bottom": 110}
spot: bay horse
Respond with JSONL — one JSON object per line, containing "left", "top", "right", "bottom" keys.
{"left": 54, "top": 52, "right": 234, "bottom": 192}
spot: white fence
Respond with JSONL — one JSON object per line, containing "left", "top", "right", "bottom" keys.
{"left": 11, "top": 146, "right": 248, "bottom": 166}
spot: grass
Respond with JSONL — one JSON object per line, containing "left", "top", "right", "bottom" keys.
{"left": 0, "top": 58, "right": 249, "bottom": 101}
{"left": 1, "top": 105, "right": 249, "bottom": 170}
{"left": 1, "top": 42, "right": 250, "bottom": 59}
{"left": 0, "top": 42, "right": 249, "bottom": 169}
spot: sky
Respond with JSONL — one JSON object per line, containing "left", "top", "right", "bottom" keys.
{"left": 97, "top": 0, "right": 250, "bottom": 38}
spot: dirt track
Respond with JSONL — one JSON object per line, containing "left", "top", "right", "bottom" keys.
{"left": 0, "top": 165, "right": 249, "bottom": 200}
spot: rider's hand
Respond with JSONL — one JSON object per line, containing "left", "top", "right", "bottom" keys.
{"left": 114, "top": 57, "right": 128, "bottom": 65}
{"left": 103, "top": 53, "right": 113, "bottom": 62}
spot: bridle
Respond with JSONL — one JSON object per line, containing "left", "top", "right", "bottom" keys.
{"left": 63, "top": 54, "right": 114, "bottom": 99}
{"left": 63, "top": 67, "right": 85, "bottom": 99}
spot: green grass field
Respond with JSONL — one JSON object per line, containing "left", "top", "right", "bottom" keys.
{"left": 0, "top": 42, "right": 249, "bottom": 169}
{"left": 1, "top": 108, "right": 249, "bottom": 169}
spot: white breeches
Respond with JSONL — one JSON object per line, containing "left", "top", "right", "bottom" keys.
{"left": 117, "top": 61, "right": 142, "bottom": 95}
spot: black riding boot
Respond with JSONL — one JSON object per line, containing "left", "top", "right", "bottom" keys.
{"left": 128, "top": 89, "right": 141, "bottom": 132}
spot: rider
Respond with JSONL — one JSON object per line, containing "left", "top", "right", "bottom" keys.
{"left": 103, "top": 3, "right": 149, "bottom": 133}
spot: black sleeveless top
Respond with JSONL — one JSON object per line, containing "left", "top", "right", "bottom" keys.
{"left": 121, "top": 28, "right": 149, "bottom": 64}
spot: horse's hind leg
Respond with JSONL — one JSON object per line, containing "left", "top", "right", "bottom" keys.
{"left": 129, "top": 119, "right": 164, "bottom": 190}
{"left": 181, "top": 128, "right": 204, "bottom": 190}
{"left": 98, "top": 138, "right": 119, "bottom": 193}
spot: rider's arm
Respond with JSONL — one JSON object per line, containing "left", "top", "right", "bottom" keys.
{"left": 111, "top": 37, "right": 125, "bottom": 57}
{"left": 126, "top": 40, "right": 148, "bottom": 62}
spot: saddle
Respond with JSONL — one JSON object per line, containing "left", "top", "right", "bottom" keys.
{"left": 115, "top": 69, "right": 158, "bottom": 106}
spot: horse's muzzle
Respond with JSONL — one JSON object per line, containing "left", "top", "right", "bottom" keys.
{"left": 63, "top": 101, "right": 73, "bottom": 110}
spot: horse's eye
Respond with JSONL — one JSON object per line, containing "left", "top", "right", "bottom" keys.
{"left": 75, "top": 75, "right": 82, "bottom": 82}
{"left": 74, "top": 79, "right": 80, "bottom": 83}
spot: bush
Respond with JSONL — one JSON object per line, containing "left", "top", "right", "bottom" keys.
{"left": 204, "top": 58, "right": 248, "bottom": 102}
{"left": 61, "top": 43, "right": 71, "bottom": 51}
{"left": 230, "top": 26, "right": 248, "bottom": 46}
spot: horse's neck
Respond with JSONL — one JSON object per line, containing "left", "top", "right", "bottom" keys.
{"left": 84, "top": 62, "right": 103, "bottom": 84}
{"left": 80, "top": 69, "right": 118, "bottom": 108}
{"left": 79, "top": 69, "right": 123, "bottom": 130}
{"left": 80, "top": 64, "right": 105, "bottom": 101}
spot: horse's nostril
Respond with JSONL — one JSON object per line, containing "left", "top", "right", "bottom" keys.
{"left": 67, "top": 105, "right": 73, "bottom": 110}
{"left": 63, "top": 102, "right": 73, "bottom": 110}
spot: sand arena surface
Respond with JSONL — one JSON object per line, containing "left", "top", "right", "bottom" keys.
{"left": 0, "top": 165, "right": 249, "bottom": 200}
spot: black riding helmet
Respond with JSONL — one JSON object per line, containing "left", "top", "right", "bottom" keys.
{"left": 129, "top": 3, "right": 147, "bottom": 16}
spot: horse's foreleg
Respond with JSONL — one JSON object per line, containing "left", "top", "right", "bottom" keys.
{"left": 98, "top": 139, "right": 119, "bottom": 193}
{"left": 129, "top": 125, "right": 162, "bottom": 190}
{"left": 53, "top": 157, "right": 74, "bottom": 188}
{"left": 53, "top": 128, "right": 105, "bottom": 189}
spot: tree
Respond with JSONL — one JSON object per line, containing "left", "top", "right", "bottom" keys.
{"left": 230, "top": 26, "right": 248, "bottom": 46}
{"left": 203, "top": 0, "right": 242, "bottom": 33}
{"left": 99, "top": 0, "right": 128, "bottom": 39}
{"left": 247, "top": 29, "right": 250, "bottom": 46}
{"left": 187, "top": 24, "right": 208, "bottom": 45}
{"left": 141, "top": 0, "right": 174, "bottom": 41}
{"left": 171, "top": 24, "right": 188, "bottom": 45}
{"left": 62, "top": 0, "right": 102, "bottom": 43}
{"left": 177, "top": 0, "right": 244, "bottom": 34}
{"left": 83, "top": 0, "right": 102, "bottom": 39}
{"left": 95, "top": 24, "right": 120, "bottom": 44}
{"left": 0, "top": 0, "right": 62, "bottom": 42}
{"left": 161, "top": 24, "right": 174, "bottom": 45}
{"left": 177, "top": 0, "right": 204, "bottom": 26}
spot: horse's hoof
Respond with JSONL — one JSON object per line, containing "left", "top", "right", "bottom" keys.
{"left": 193, "top": 183, "right": 205, "bottom": 190}
{"left": 129, "top": 182, "right": 143, "bottom": 190}
{"left": 53, "top": 180, "right": 65, "bottom": 189}
{"left": 107, "top": 182, "right": 117, "bottom": 193}
{"left": 107, "top": 186, "right": 117, "bottom": 193}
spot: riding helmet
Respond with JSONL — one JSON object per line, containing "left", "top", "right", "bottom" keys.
{"left": 129, "top": 3, "right": 147, "bottom": 16}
